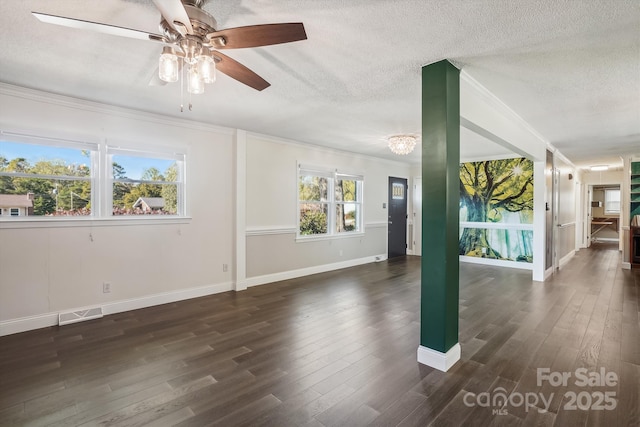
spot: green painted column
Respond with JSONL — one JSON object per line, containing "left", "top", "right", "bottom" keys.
{"left": 418, "top": 60, "right": 460, "bottom": 371}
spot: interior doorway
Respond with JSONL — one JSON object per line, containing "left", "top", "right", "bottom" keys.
{"left": 587, "top": 184, "right": 621, "bottom": 246}
{"left": 388, "top": 177, "right": 408, "bottom": 258}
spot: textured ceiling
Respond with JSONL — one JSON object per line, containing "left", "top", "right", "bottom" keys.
{"left": 0, "top": 0, "right": 638, "bottom": 168}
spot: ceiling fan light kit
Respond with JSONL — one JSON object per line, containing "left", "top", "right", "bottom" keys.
{"left": 388, "top": 135, "right": 418, "bottom": 155}
{"left": 159, "top": 47, "right": 180, "bottom": 82}
{"left": 32, "top": 0, "right": 307, "bottom": 110}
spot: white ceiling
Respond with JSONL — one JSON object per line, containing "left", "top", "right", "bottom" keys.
{"left": 0, "top": 0, "right": 638, "bottom": 168}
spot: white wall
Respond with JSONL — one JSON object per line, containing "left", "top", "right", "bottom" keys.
{"left": 554, "top": 156, "right": 577, "bottom": 264}
{"left": 0, "top": 86, "right": 414, "bottom": 334}
{"left": 244, "top": 133, "right": 410, "bottom": 281}
{"left": 582, "top": 170, "right": 624, "bottom": 187}
{"left": 0, "top": 86, "right": 236, "bottom": 333}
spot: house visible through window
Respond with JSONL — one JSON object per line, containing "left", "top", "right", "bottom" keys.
{"left": 604, "top": 188, "right": 620, "bottom": 214}
{"left": 109, "top": 148, "right": 184, "bottom": 216}
{"left": 1, "top": 131, "right": 186, "bottom": 220}
{"left": 0, "top": 137, "right": 95, "bottom": 217}
{"left": 298, "top": 165, "right": 363, "bottom": 237}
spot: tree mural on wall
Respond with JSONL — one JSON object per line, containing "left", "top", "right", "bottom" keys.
{"left": 459, "top": 158, "right": 533, "bottom": 259}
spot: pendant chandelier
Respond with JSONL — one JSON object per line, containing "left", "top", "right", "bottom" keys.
{"left": 388, "top": 135, "right": 418, "bottom": 155}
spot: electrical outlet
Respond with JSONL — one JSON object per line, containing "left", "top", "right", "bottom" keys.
{"left": 102, "top": 282, "right": 111, "bottom": 293}
{"left": 223, "top": 264, "right": 228, "bottom": 272}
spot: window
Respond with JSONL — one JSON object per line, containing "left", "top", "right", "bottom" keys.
{"left": 108, "top": 148, "right": 185, "bottom": 216}
{"left": 335, "top": 174, "right": 362, "bottom": 233}
{"left": 298, "top": 165, "right": 363, "bottom": 237}
{"left": 1, "top": 130, "right": 186, "bottom": 221}
{"left": 0, "top": 135, "right": 96, "bottom": 217}
{"left": 604, "top": 188, "right": 620, "bottom": 214}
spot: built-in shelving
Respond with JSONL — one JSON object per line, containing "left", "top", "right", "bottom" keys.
{"left": 631, "top": 161, "right": 640, "bottom": 268}
{"left": 632, "top": 161, "right": 640, "bottom": 219}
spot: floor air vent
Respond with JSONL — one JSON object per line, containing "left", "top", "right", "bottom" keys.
{"left": 58, "top": 307, "right": 103, "bottom": 326}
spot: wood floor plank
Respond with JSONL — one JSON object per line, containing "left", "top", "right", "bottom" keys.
{"left": 0, "top": 242, "right": 636, "bottom": 426}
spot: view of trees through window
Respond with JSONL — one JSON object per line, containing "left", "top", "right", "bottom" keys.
{"left": 335, "top": 178, "right": 358, "bottom": 232}
{"left": 0, "top": 139, "right": 182, "bottom": 217}
{"left": 299, "top": 175, "right": 328, "bottom": 235}
{"left": 298, "top": 171, "right": 362, "bottom": 236}
{"left": 0, "top": 152, "right": 92, "bottom": 216}
{"left": 112, "top": 161, "right": 178, "bottom": 216}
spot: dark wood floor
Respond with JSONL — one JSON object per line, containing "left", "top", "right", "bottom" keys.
{"left": 1, "top": 243, "right": 638, "bottom": 426}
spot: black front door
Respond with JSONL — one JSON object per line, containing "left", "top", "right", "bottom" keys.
{"left": 388, "top": 177, "right": 408, "bottom": 258}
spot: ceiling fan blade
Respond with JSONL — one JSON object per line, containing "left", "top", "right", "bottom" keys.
{"left": 152, "top": 0, "right": 194, "bottom": 35}
{"left": 207, "top": 23, "right": 307, "bottom": 49}
{"left": 213, "top": 51, "right": 270, "bottom": 91}
{"left": 32, "top": 12, "right": 165, "bottom": 43}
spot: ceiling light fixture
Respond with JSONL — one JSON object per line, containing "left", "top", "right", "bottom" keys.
{"left": 32, "top": 0, "right": 307, "bottom": 113}
{"left": 159, "top": 47, "right": 179, "bottom": 83}
{"left": 388, "top": 135, "right": 418, "bottom": 155}
{"left": 158, "top": 42, "right": 217, "bottom": 109}
{"left": 590, "top": 165, "right": 609, "bottom": 171}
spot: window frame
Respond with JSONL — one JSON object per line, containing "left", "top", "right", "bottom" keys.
{"left": 0, "top": 129, "right": 189, "bottom": 227}
{"left": 297, "top": 164, "right": 364, "bottom": 241}
{"left": 0, "top": 131, "right": 98, "bottom": 218}
{"left": 334, "top": 173, "right": 363, "bottom": 234}
{"left": 107, "top": 145, "right": 186, "bottom": 217}
{"left": 604, "top": 188, "right": 621, "bottom": 215}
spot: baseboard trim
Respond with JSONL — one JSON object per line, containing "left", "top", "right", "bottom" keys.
{"left": 559, "top": 251, "right": 576, "bottom": 268}
{"left": 417, "top": 343, "right": 461, "bottom": 372}
{"left": 0, "top": 281, "right": 233, "bottom": 337}
{"left": 0, "top": 313, "right": 59, "bottom": 337}
{"left": 459, "top": 255, "right": 533, "bottom": 270}
{"left": 246, "top": 254, "right": 387, "bottom": 288}
{"left": 101, "top": 282, "right": 233, "bottom": 316}
{"left": 544, "top": 267, "right": 554, "bottom": 279}
{"left": 622, "top": 262, "right": 631, "bottom": 270}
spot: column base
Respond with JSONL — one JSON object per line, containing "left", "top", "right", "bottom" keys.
{"left": 417, "top": 343, "right": 461, "bottom": 372}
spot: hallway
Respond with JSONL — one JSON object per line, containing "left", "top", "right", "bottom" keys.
{"left": 0, "top": 245, "right": 638, "bottom": 426}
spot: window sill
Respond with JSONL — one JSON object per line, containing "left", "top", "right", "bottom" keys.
{"left": 296, "top": 231, "right": 365, "bottom": 243}
{"left": 0, "top": 216, "right": 192, "bottom": 229}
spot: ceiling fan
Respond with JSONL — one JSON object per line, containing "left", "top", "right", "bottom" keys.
{"left": 32, "top": 0, "right": 307, "bottom": 97}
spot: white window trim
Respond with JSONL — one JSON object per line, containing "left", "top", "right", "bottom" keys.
{"left": 107, "top": 144, "right": 186, "bottom": 217}
{"left": 0, "top": 129, "right": 189, "bottom": 227}
{"left": 296, "top": 164, "right": 364, "bottom": 242}
{"left": 604, "top": 188, "right": 621, "bottom": 215}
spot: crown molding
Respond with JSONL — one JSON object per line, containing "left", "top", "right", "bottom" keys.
{"left": 0, "top": 83, "right": 235, "bottom": 136}
{"left": 245, "top": 131, "right": 412, "bottom": 168}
